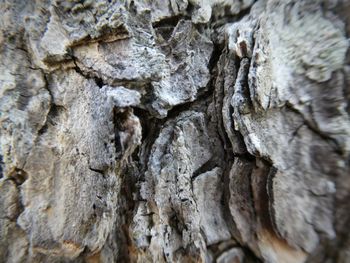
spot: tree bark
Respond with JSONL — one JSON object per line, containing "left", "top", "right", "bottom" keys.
{"left": 0, "top": 0, "right": 349, "bottom": 262}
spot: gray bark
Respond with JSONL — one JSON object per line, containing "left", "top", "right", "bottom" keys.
{"left": 0, "top": 0, "right": 349, "bottom": 262}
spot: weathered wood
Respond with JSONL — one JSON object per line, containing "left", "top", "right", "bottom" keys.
{"left": 0, "top": 0, "right": 349, "bottom": 262}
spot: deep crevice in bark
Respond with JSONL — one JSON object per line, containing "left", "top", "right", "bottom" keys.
{"left": 1, "top": 1, "right": 349, "bottom": 262}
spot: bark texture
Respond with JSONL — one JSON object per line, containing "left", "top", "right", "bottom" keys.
{"left": 0, "top": 0, "right": 349, "bottom": 262}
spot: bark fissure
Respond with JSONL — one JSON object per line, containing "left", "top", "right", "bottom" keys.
{"left": 0, "top": 1, "right": 349, "bottom": 262}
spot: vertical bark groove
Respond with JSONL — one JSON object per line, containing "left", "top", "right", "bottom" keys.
{"left": 0, "top": 0, "right": 349, "bottom": 262}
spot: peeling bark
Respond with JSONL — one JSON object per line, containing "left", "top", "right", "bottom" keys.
{"left": 0, "top": 0, "right": 349, "bottom": 262}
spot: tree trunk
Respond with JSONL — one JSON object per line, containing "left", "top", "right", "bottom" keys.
{"left": 0, "top": 0, "right": 349, "bottom": 262}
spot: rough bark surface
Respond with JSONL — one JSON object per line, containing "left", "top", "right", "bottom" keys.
{"left": 0, "top": 0, "right": 349, "bottom": 262}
